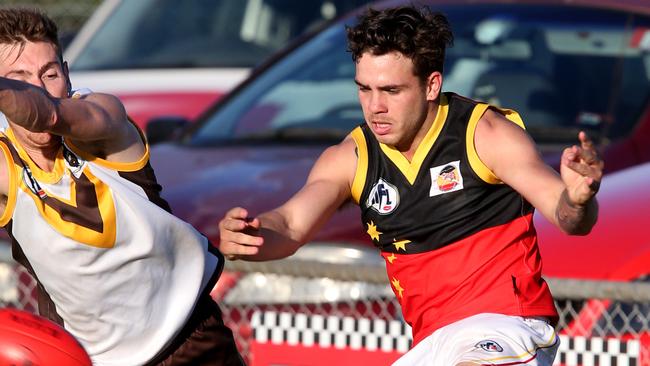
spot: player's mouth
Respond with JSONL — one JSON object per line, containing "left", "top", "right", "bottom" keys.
{"left": 371, "top": 121, "right": 392, "bottom": 135}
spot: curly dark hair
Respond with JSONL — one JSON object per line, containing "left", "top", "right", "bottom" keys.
{"left": 0, "top": 7, "right": 62, "bottom": 63}
{"left": 346, "top": 5, "right": 453, "bottom": 83}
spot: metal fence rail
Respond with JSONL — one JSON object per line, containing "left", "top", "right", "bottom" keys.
{"left": 225, "top": 259, "right": 650, "bottom": 301}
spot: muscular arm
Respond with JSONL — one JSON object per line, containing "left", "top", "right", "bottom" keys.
{"left": 219, "top": 137, "right": 357, "bottom": 261}
{"left": 0, "top": 77, "right": 141, "bottom": 157}
{"left": 475, "top": 109, "right": 601, "bottom": 235}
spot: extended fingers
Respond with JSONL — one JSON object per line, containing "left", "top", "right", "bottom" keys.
{"left": 563, "top": 160, "right": 594, "bottom": 179}
{"left": 219, "top": 225, "right": 264, "bottom": 260}
{"left": 564, "top": 132, "right": 603, "bottom": 167}
{"left": 225, "top": 230, "right": 264, "bottom": 246}
{"left": 225, "top": 207, "right": 249, "bottom": 220}
{"left": 579, "top": 137, "right": 597, "bottom": 165}
{"left": 220, "top": 214, "right": 250, "bottom": 232}
{"left": 219, "top": 216, "right": 263, "bottom": 245}
{"left": 563, "top": 145, "right": 579, "bottom": 163}
{"left": 223, "top": 235, "right": 263, "bottom": 252}
{"left": 220, "top": 207, "right": 260, "bottom": 231}
{"left": 222, "top": 239, "right": 261, "bottom": 261}
{"left": 219, "top": 207, "right": 264, "bottom": 260}
{"left": 564, "top": 156, "right": 603, "bottom": 181}
{"left": 578, "top": 131, "right": 594, "bottom": 149}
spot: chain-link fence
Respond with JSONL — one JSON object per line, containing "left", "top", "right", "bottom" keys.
{"left": 1, "top": 246, "right": 649, "bottom": 366}
{"left": 221, "top": 259, "right": 650, "bottom": 366}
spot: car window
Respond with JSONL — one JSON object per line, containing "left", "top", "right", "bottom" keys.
{"left": 71, "top": 0, "right": 372, "bottom": 70}
{"left": 190, "top": 4, "right": 650, "bottom": 146}
{"left": 443, "top": 6, "right": 650, "bottom": 143}
{"left": 191, "top": 24, "right": 359, "bottom": 144}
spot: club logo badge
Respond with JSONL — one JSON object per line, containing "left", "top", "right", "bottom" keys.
{"left": 429, "top": 160, "right": 463, "bottom": 197}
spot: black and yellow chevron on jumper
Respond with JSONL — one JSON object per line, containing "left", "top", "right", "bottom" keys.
{"left": 0, "top": 131, "right": 116, "bottom": 248}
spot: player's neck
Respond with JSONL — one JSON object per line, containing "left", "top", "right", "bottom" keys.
{"left": 398, "top": 105, "right": 438, "bottom": 162}
{"left": 10, "top": 126, "right": 61, "bottom": 172}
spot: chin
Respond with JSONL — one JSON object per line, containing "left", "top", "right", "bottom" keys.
{"left": 28, "top": 131, "right": 58, "bottom": 145}
{"left": 374, "top": 134, "right": 398, "bottom": 146}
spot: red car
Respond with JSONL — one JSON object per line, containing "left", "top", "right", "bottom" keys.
{"left": 147, "top": 0, "right": 650, "bottom": 364}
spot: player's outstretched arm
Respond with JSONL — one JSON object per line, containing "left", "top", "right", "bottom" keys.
{"left": 219, "top": 137, "right": 357, "bottom": 261}
{"left": 0, "top": 77, "right": 138, "bottom": 148}
{"left": 474, "top": 109, "right": 601, "bottom": 235}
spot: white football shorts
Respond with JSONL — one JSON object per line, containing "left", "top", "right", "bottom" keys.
{"left": 392, "top": 313, "right": 559, "bottom": 365}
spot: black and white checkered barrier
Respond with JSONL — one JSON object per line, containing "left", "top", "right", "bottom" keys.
{"left": 251, "top": 311, "right": 642, "bottom": 365}
{"left": 251, "top": 311, "right": 412, "bottom": 353}
{"left": 555, "top": 335, "right": 640, "bottom": 366}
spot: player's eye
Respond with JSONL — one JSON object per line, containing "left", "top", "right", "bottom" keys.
{"left": 43, "top": 71, "right": 59, "bottom": 80}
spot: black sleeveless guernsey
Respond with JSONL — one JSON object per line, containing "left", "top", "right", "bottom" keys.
{"left": 350, "top": 92, "right": 558, "bottom": 346}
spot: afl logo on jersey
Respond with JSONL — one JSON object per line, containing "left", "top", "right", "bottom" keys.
{"left": 475, "top": 339, "right": 503, "bottom": 353}
{"left": 367, "top": 178, "right": 399, "bottom": 215}
{"left": 429, "top": 160, "right": 463, "bottom": 197}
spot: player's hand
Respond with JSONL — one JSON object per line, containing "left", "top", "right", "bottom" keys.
{"left": 560, "top": 131, "right": 604, "bottom": 206}
{"left": 218, "top": 207, "right": 263, "bottom": 261}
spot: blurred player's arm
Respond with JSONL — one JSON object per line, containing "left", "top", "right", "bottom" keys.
{"left": 219, "top": 137, "right": 357, "bottom": 261}
{"left": 475, "top": 109, "right": 601, "bottom": 235}
{"left": 0, "top": 77, "right": 141, "bottom": 152}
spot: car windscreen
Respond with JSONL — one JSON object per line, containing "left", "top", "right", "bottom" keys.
{"left": 189, "top": 4, "right": 650, "bottom": 146}
{"left": 71, "top": 0, "right": 372, "bottom": 70}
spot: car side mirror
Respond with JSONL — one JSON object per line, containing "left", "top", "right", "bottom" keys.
{"left": 145, "top": 116, "right": 190, "bottom": 145}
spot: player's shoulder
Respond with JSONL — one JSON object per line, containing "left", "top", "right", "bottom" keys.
{"left": 480, "top": 107, "right": 508, "bottom": 126}
{"left": 477, "top": 108, "right": 528, "bottom": 141}
{"left": 312, "top": 136, "right": 358, "bottom": 180}
{"left": 326, "top": 133, "right": 359, "bottom": 159}
{"left": 72, "top": 89, "right": 127, "bottom": 116}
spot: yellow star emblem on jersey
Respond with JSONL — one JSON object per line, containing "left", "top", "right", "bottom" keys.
{"left": 393, "top": 239, "right": 410, "bottom": 252}
{"left": 391, "top": 277, "right": 404, "bottom": 298}
{"left": 366, "top": 221, "right": 382, "bottom": 242}
{"left": 386, "top": 253, "right": 397, "bottom": 264}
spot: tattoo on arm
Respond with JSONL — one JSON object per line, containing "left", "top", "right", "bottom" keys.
{"left": 555, "top": 189, "right": 598, "bottom": 235}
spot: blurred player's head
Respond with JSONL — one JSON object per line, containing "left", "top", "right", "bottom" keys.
{"left": 0, "top": 7, "right": 71, "bottom": 145}
{"left": 0, "top": 7, "right": 70, "bottom": 98}
{"left": 0, "top": 7, "right": 62, "bottom": 63}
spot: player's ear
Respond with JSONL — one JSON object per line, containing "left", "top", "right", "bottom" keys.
{"left": 425, "top": 71, "right": 442, "bottom": 102}
{"left": 62, "top": 61, "right": 72, "bottom": 97}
